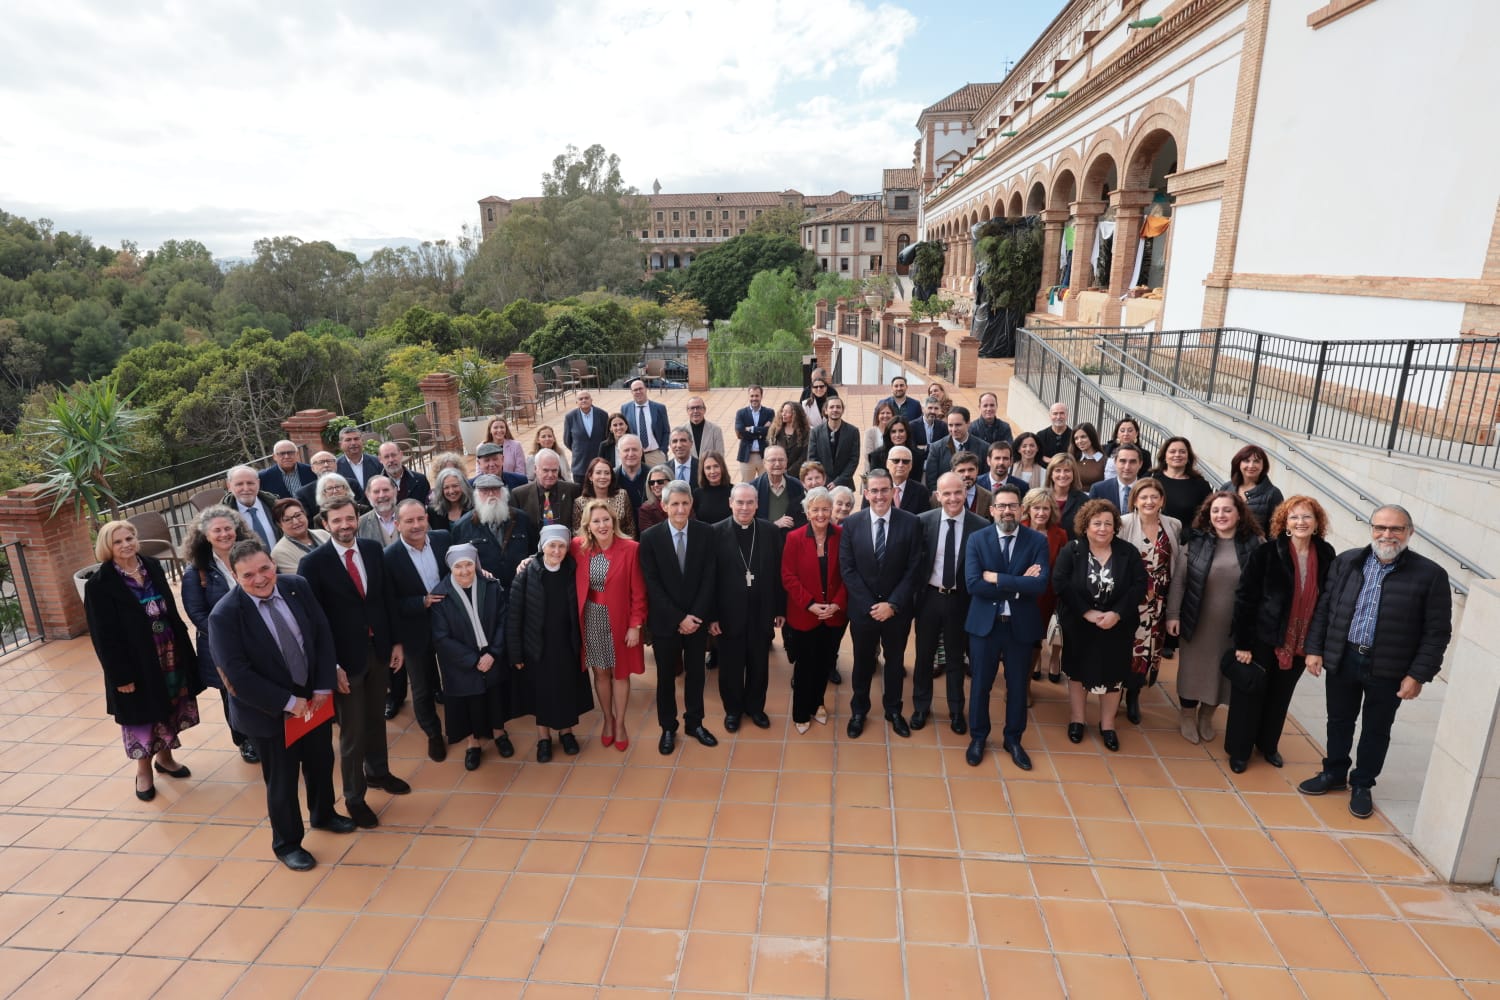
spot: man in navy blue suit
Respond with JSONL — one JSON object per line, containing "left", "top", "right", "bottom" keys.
{"left": 1087, "top": 443, "right": 1144, "bottom": 513}
{"left": 259, "top": 440, "right": 318, "bottom": 499}
{"left": 563, "top": 390, "right": 610, "bottom": 481}
{"left": 382, "top": 500, "right": 451, "bottom": 754}
{"left": 977, "top": 440, "right": 1030, "bottom": 495}
{"left": 624, "top": 378, "right": 671, "bottom": 467}
{"left": 734, "top": 384, "right": 775, "bottom": 482}
{"left": 336, "top": 426, "right": 383, "bottom": 494}
{"left": 210, "top": 541, "right": 352, "bottom": 870}
{"left": 964, "top": 483, "right": 1050, "bottom": 770}
{"left": 839, "top": 468, "right": 925, "bottom": 739}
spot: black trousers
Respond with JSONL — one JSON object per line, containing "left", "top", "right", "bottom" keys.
{"left": 334, "top": 642, "right": 390, "bottom": 806}
{"left": 393, "top": 648, "right": 443, "bottom": 739}
{"left": 717, "top": 626, "right": 771, "bottom": 718}
{"left": 1223, "top": 651, "right": 1305, "bottom": 761}
{"left": 849, "top": 614, "right": 913, "bottom": 717}
{"left": 913, "top": 588, "right": 968, "bottom": 717}
{"left": 1322, "top": 646, "right": 1403, "bottom": 790}
{"left": 252, "top": 717, "right": 336, "bottom": 857}
{"left": 655, "top": 631, "right": 709, "bottom": 731}
{"left": 219, "top": 688, "right": 247, "bottom": 746}
{"left": 791, "top": 625, "right": 838, "bottom": 723}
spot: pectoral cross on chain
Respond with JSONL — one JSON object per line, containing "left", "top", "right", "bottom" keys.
{"left": 745, "top": 570, "right": 755, "bottom": 587}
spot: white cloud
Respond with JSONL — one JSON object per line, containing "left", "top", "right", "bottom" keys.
{"left": 0, "top": 0, "right": 926, "bottom": 256}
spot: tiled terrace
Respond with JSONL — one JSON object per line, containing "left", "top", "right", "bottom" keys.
{"left": 2, "top": 377, "right": 1497, "bottom": 998}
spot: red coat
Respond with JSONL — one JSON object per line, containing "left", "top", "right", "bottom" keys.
{"left": 571, "top": 536, "right": 648, "bottom": 676}
{"left": 781, "top": 523, "right": 848, "bottom": 631}
{"left": 1037, "top": 523, "right": 1068, "bottom": 623}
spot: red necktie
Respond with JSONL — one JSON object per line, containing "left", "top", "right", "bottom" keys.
{"left": 344, "top": 548, "right": 366, "bottom": 598}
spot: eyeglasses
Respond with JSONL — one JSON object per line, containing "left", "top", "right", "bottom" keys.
{"left": 888, "top": 458, "right": 911, "bottom": 464}
{"left": 992, "top": 502, "right": 1022, "bottom": 510}
{"left": 648, "top": 479, "right": 669, "bottom": 486}
{"left": 1371, "top": 523, "right": 1409, "bottom": 534}
{"left": 812, "top": 383, "right": 827, "bottom": 389}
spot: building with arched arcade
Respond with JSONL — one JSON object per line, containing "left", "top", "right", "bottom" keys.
{"left": 915, "top": 0, "right": 1500, "bottom": 344}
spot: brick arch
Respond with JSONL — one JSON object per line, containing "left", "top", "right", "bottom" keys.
{"left": 1025, "top": 179, "right": 1048, "bottom": 216}
{"left": 1049, "top": 149, "right": 1084, "bottom": 209}
{"left": 979, "top": 203, "right": 992, "bottom": 222}
{"left": 1022, "top": 165, "right": 1050, "bottom": 206}
{"left": 1124, "top": 96, "right": 1189, "bottom": 190}
{"left": 1082, "top": 127, "right": 1124, "bottom": 200}
{"left": 1007, "top": 190, "right": 1024, "bottom": 219}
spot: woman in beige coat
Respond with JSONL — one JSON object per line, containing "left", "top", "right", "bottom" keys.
{"left": 1117, "top": 478, "right": 1186, "bottom": 726}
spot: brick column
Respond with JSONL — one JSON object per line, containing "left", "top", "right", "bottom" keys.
{"left": 956, "top": 335, "right": 981, "bottom": 388}
{"left": 505, "top": 353, "right": 538, "bottom": 423}
{"left": 1036, "top": 208, "right": 1070, "bottom": 311}
{"left": 280, "top": 408, "right": 336, "bottom": 460}
{"left": 686, "top": 336, "right": 710, "bottom": 392}
{"left": 418, "top": 372, "right": 463, "bottom": 454}
{"left": 813, "top": 334, "right": 833, "bottom": 377}
{"left": 0, "top": 485, "right": 95, "bottom": 639}
{"left": 859, "top": 307, "right": 873, "bottom": 342}
{"left": 927, "top": 326, "right": 947, "bottom": 376}
{"left": 815, "top": 299, "right": 829, "bottom": 332}
{"left": 833, "top": 299, "right": 849, "bottom": 341}
{"left": 1105, "top": 189, "right": 1154, "bottom": 325}
{"left": 1066, "top": 200, "right": 1107, "bottom": 321}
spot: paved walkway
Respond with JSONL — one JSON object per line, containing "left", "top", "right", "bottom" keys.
{"left": 3, "top": 384, "right": 1499, "bottom": 998}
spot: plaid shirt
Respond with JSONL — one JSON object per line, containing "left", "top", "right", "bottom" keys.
{"left": 1347, "top": 550, "right": 1397, "bottom": 647}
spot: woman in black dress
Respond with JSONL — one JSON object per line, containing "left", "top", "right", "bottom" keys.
{"left": 693, "top": 450, "right": 733, "bottom": 523}
{"left": 85, "top": 520, "right": 204, "bottom": 800}
{"left": 1156, "top": 436, "right": 1212, "bottom": 533}
{"left": 597, "top": 412, "right": 631, "bottom": 469}
{"left": 508, "top": 524, "right": 594, "bottom": 761}
{"left": 1054, "top": 499, "right": 1147, "bottom": 752}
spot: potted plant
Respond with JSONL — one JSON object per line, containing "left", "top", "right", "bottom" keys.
{"left": 451, "top": 350, "right": 499, "bottom": 455}
{"left": 861, "top": 273, "right": 895, "bottom": 311}
{"left": 25, "top": 374, "right": 150, "bottom": 599}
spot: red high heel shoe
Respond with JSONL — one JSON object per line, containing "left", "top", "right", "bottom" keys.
{"left": 601, "top": 721, "right": 615, "bottom": 748}
{"left": 614, "top": 728, "right": 629, "bottom": 752}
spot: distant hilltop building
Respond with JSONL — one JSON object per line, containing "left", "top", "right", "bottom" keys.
{"left": 799, "top": 167, "right": 919, "bottom": 280}
{"left": 478, "top": 187, "right": 854, "bottom": 272}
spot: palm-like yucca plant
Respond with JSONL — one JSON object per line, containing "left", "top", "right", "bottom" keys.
{"left": 451, "top": 349, "right": 498, "bottom": 419}
{"left": 28, "top": 374, "right": 151, "bottom": 524}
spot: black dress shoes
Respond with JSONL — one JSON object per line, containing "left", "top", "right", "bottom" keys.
{"left": 427, "top": 735, "right": 448, "bottom": 762}
{"left": 724, "top": 714, "right": 741, "bottom": 733}
{"left": 1067, "top": 722, "right": 1085, "bottom": 744}
{"left": 950, "top": 714, "right": 968, "bottom": 736}
{"left": 365, "top": 773, "right": 411, "bottom": 795}
{"left": 749, "top": 711, "right": 771, "bottom": 729}
{"left": 384, "top": 698, "right": 399, "bottom": 720}
{"left": 1003, "top": 741, "right": 1033, "bottom": 771}
{"left": 154, "top": 761, "right": 191, "bottom": 779}
{"left": 464, "top": 747, "right": 481, "bottom": 771}
{"left": 1260, "top": 748, "right": 1284, "bottom": 768}
{"left": 347, "top": 801, "right": 379, "bottom": 828}
{"left": 278, "top": 848, "right": 317, "bottom": 872}
{"left": 1100, "top": 728, "right": 1120, "bottom": 752}
{"left": 846, "top": 714, "right": 866, "bottom": 739}
{"left": 658, "top": 730, "right": 676, "bottom": 755}
{"left": 1229, "top": 758, "right": 1248, "bottom": 774}
{"left": 495, "top": 733, "right": 515, "bottom": 758}
{"left": 560, "top": 733, "right": 580, "bottom": 756}
{"left": 909, "top": 710, "right": 929, "bottom": 731}
{"left": 965, "top": 739, "right": 985, "bottom": 766}
{"left": 688, "top": 725, "right": 719, "bottom": 748}
{"left": 239, "top": 742, "right": 260, "bottom": 765}
{"left": 886, "top": 713, "right": 911, "bottom": 738}
{"left": 536, "top": 739, "right": 553, "bottom": 763}
{"left": 312, "top": 814, "right": 357, "bottom": 834}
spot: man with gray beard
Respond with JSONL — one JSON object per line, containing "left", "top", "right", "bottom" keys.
{"left": 450, "top": 474, "right": 533, "bottom": 591}
{"left": 358, "top": 476, "right": 400, "bottom": 546}
{"left": 1298, "top": 505, "right": 1452, "bottom": 820}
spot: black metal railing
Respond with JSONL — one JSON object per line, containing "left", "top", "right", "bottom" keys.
{"left": 0, "top": 541, "right": 45, "bottom": 654}
{"left": 1055, "top": 326, "right": 1500, "bottom": 470}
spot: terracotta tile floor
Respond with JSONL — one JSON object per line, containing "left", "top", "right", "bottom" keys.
{"left": 5, "top": 382, "right": 1500, "bottom": 997}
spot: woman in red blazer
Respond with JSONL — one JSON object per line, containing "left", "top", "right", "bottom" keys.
{"left": 1022, "top": 487, "right": 1070, "bottom": 685}
{"left": 781, "top": 487, "right": 848, "bottom": 734}
{"left": 573, "top": 499, "right": 649, "bottom": 752}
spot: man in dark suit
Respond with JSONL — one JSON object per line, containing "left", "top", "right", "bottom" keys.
{"left": 951, "top": 451, "right": 994, "bottom": 518}
{"left": 733, "top": 384, "right": 775, "bottom": 482}
{"left": 965, "top": 484, "right": 1050, "bottom": 769}
{"left": 614, "top": 435, "right": 649, "bottom": 514}
{"left": 383, "top": 500, "right": 450, "bottom": 755}
{"left": 751, "top": 445, "right": 806, "bottom": 536}
{"left": 336, "top": 426, "right": 383, "bottom": 494}
{"left": 886, "top": 445, "right": 931, "bottom": 514}
{"left": 639, "top": 481, "right": 720, "bottom": 754}
{"left": 978, "top": 440, "right": 1030, "bottom": 494}
{"left": 665, "top": 427, "right": 701, "bottom": 486}
{"left": 624, "top": 377, "right": 671, "bottom": 467}
{"left": 225, "top": 464, "right": 282, "bottom": 550}
{"left": 924, "top": 406, "right": 981, "bottom": 491}
{"left": 839, "top": 468, "right": 925, "bottom": 739}
{"left": 210, "top": 541, "right": 352, "bottom": 870}
{"left": 807, "top": 396, "right": 861, "bottom": 489}
{"left": 913, "top": 473, "right": 990, "bottom": 734}
{"left": 968, "top": 392, "right": 1013, "bottom": 449}
{"left": 912, "top": 396, "right": 946, "bottom": 468}
{"left": 260, "top": 440, "right": 318, "bottom": 499}
{"left": 297, "top": 498, "right": 410, "bottom": 829}
{"left": 378, "top": 441, "right": 431, "bottom": 506}
{"left": 1035, "top": 402, "right": 1072, "bottom": 462}
{"left": 512, "top": 449, "right": 580, "bottom": 531}
{"left": 1087, "top": 443, "right": 1144, "bottom": 513}
{"left": 710, "top": 484, "right": 785, "bottom": 732}
{"left": 563, "top": 390, "right": 609, "bottom": 481}
{"left": 452, "top": 475, "right": 533, "bottom": 588}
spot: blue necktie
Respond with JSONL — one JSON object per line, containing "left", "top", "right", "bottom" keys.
{"left": 874, "top": 517, "right": 887, "bottom": 563}
{"left": 246, "top": 506, "right": 272, "bottom": 549}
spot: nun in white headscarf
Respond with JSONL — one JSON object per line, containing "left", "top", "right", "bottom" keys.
{"left": 429, "top": 542, "right": 526, "bottom": 770}
{"left": 507, "top": 524, "right": 593, "bottom": 762}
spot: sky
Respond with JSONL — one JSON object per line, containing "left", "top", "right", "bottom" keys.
{"left": 1, "top": 0, "right": 1062, "bottom": 259}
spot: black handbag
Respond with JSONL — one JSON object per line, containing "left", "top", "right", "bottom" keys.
{"left": 1220, "top": 648, "right": 1266, "bottom": 694}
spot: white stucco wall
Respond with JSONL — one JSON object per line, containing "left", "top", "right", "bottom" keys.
{"left": 1159, "top": 199, "right": 1221, "bottom": 329}
{"left": 1234, "top": 0, "right": 1500, "bottom": 280}
{"left": 1183, "top": 55, "right": 1238, "bottom": 169}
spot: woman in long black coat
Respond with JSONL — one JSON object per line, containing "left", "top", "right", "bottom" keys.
{"left": 429, "top": 543, "right": 524, "bottom": 770}
{"left": 508, "top": 523, "right": 594, "bottom": 762}
{"left": 85, "top": 520, "right": 204, "bottom": 801}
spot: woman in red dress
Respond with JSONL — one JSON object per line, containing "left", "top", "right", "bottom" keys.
{"left": 572, "top": 499, "right": 648, "bottom": 752}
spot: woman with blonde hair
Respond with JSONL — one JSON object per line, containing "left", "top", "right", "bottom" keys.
{"left": 1020, "top": 488, "right": 1068, "bottom": 685}
{"left": 572, "top": 499, "right": 647, "bottom": 752}
{"left": 1118, "top": 478, "right": 1186, "bottom": 725}
{"left": 1044, "top": 454, "right": 1088, "bottom": 541}
{"left": 528, "top": 425, "right": 572, "bottom": 481}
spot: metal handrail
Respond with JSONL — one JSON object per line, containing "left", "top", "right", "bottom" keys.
{"left": 1018, "top": 328, "right": 1483, "bottom": 594}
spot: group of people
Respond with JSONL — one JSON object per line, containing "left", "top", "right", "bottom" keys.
{"left": 86, "top": 373, "right": 1453, "bottom": 870}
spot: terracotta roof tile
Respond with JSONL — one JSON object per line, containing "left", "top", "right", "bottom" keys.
{"left": 882, "top": 167, "right": 918, "bottom": 190}
{"left": 921, "top": 83, "right": 1003, "bottom": 117}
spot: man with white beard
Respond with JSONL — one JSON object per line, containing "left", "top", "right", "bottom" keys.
{"left": 357, "top": 476, "right": 400, "bottom": 546}
{"left": 450, "top": 474, "right": 533, "bottom": 591}
{"left": 1298, "top": 505, "right": 1452, "bottom": 820}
